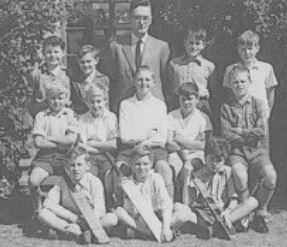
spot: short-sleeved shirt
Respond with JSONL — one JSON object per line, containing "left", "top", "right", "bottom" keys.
{"left": 78, "top": 109, "right": 117, "bottom": 143}
{"left": 46, "top": 172, "right": 106, "bottom": 219}
{"left": 223, "top": 60, "right": 278, "bottom": 116}
{"left": 32, "top": 107, "right": 78, "bottom": 138}
{"left": 168, "top": 55, "right": 215, "bottom": 98}
{"left": 123, "top": 170, "right": 173, "bottom": 217}
{"left": 168, "top": 108, "right": 212, "bottom": 160}
{"left": 119, "top": 94, "right": 168, "bottom": 147}
{"left": 71, "top": 71, "right": 110, "bottom": 115}
{"left": 189, "top": 166, "right": 238, "bottom": 210}
{"left": 28, "top": 64, "right": 71, "bottom": 117}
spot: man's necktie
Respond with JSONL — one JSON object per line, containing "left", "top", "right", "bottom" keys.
{"left": 135, "top": 39, "right": 142, "bottom": 68}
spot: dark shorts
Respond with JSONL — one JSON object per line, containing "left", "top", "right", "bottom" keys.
{"left": 31, "top": 153, "right": 67, "bottom": 176}
{"left": 229, "top": 152, "right": 272, "bottom": 174}
{"left": 89, "top": 153, "right": 113, "bottom": 181}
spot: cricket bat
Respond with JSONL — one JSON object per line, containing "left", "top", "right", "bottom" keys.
{"left": 103, "top": 152, "right": 162, "bottom": 242}
{"left": 71, "top": 191, "right": 110, "bottom": 244}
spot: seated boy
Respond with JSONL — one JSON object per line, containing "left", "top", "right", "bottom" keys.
{"left": 187, "top": 137, "right": 259, "bottom": 239}
{"left": 29, "top": 81, "right": 78, "bottom": 212}
{"left": 115, "top": 146, "right": 192, "bottom": 242}
{"left": 78, "top": 83, "right": 117, "bottom": 208}
{"left": 166, "top": 82, "right": 212, "bottom": 204}
{"left": 221, "top": 65, "right": 277, "bottom": 233}
{"left": 71, "top": 44, "right": 110, "bottom": 115}
{"left": 38, "top": 146, "right": 118, "bottom": 243}
{"left": 116, "top": 65, "right": 173, "bottom": 199}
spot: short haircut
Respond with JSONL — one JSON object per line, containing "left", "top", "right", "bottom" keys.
{"left": 205, "top": 136, "right": 230, "bottom": 160}
{"left": 131, "top": 145, "right": 154, "bottom": 163}
{"left": 130, "top": 0, "right": 151, "bottom": 13}
{"left": 42, "top": 35, "right": 65, "bottom": 51}
{"left": 228, "top": 64, "right": 251, "bottom": 85}
{"left": 134, "top": 65, "right": 155, "bottom": 80}
{"left": 77, "top": 44, "right": 100, "bottom": 60}
{"left": 183, "top": 27, "right": 207, "bottom": 42}
{"left": 46, "top": 80, "right": 69, "bottom": 97}
{"left": 237, "top": 30, "right": 259, "bottom": 47}
{"left": 67, "top": 146, "right": 90, "bottom": 165}
{"left": 178, "top": 82, "right": 199, "bottom": 98}
{"left": 83, "top": 83, "right": 108, "bottom": 102}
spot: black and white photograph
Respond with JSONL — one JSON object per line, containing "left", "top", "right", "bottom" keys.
{"left": 0, "top": 0, "right": 287, "bottom": 246}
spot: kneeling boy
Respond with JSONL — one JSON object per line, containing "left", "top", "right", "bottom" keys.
{"left": 38, "top": 147, "right": 118, "bottom": 242}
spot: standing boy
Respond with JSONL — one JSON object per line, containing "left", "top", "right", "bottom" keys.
{"left": 116, "top": 65, "right": 174, "bottom": 199}
{"left": 107, "top": 0, "right": 170, "bottom": 113}
{"left": 71, "top": 45, "right": 110, "bottom": 115}
{"left": 221, "top": 66, "right": 277, "bottom": 233}
{"left": 27, "top": 35, "right": 71, "bottom": 118}
{"left": 38, "top": 146, "right": 118, "bottom": 243}
{"left": 223, "top": 30, "right": 278, "bottom": 150}
{"left": 166, "top": 82, "right": 212, "bottom": 204}
{"left": 29, "top": 81, "right": 78, "bottom": 212}
{"left": 168, "top": 27, "right": 215, "bottom": 114}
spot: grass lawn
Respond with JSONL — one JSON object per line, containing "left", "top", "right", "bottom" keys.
{"left": 0, "top": 188, "right": 287, "bottom": 247}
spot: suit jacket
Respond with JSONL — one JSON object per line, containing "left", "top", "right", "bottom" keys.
{"left": 106, "top": 35, "right": 170, "bottom": 113}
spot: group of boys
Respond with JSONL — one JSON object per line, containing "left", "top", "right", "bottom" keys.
{"left": 23, "top": 0, "right": 278, "bottom": 244}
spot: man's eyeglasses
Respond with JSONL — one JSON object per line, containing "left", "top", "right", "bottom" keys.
{"left": 132, "top": 15, "right": 151, "bottom": 23}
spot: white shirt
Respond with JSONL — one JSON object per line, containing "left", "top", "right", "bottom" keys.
{"left": 32, "top": 107, "right": 78, "bottom": 138}
{"left": 223, "top": 60, "right": 278, "bottom": 116}
{"left": 78, "top": 109, "right": 117, "bottom": 143}
{"left": 119, "top": 94, "right": 168, "bottom": 147}
{"left": 168, "top": 108, "right": 212, "bottom": 160}
{"left": 124, "top": 170, "right": 173, "bottom": 217}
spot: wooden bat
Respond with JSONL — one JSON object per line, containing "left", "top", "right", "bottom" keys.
{"left": 71, "top": 191, "right": 110, "bottom": 244}
{"left": 103, "top": 152, "right": 162, "bottom": 242}
{"left": 191, "top": 174, "right": 232, "bottom": 240}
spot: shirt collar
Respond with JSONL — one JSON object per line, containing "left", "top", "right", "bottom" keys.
{"left": 83, "top": 70, "right": 102, "bottom": 85}
{"left": 132, "top": 33, "right": 148, "bottom": 46}
{"left": 75, "top": 173, "right": 90, "bottom": 191}
{"left": 229, "top": 94, "right": 252, "bottom": 106}
{"left": 88, "top": 108, "right": 108, "bottom": 119}
{"left": 238, "top": 59, "right": 259, "bottom": 70}
{"left": 181, "top": 54, "right": 202, "bottom": 66}
{"left": 45, "top": 107, "right": 68, "bottom": 117}
{"left": 132, "top": 92, "right": 153, "bottom": 103}
{"left": 40, "top": 63, "right": 66, "bottom": 76}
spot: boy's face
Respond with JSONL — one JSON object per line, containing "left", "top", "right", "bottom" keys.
{"left": 78, "top": 53, "right": 99, "bottom": 76}
{"left": 237, "top": 44, "right": 259, "bottom": 64}
{"left": 47, "top": 91, "right": 67, "bottom": 113}
{"left": 179, "top": 94, "right": 198, "bottom": 114}
{"left": 206, "top": 154, "right": 224, "bottom": 173}
{"left": 132, "top": 155, "right": 152, "bottom": 182}
{"left": 86, "top": 93, "right": 106, "bottom": 116}
{"left": 131, "top": 6, "right": 152, "bottom": 37}
{"left": 135, "top": 70, "right": 155, "bottom": 97}
{"left": 230, "top": 70, "right": 251, "bottom": 99}
{"left": 67, "top": 154, "right": 90, "bottom": 182}
{"left": 43, "top": 45, "right": 64, "bottom": 67}
{"left": 184, "top": 34, "right": 205, "bottom": 59}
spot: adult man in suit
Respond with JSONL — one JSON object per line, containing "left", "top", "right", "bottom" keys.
{"left": 107, "top": 0, "right": 171, "bottom": 113}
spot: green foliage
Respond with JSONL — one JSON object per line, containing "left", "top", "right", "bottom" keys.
{"left": 0, "top": 0, "right": 75, "bottom": 182}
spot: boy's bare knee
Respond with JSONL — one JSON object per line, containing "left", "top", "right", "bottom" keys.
{"left": 262, "top": 165, "right": 277, "bottom": 189}
{"left": 246, "top": 196, "right": 259, "bottom": 209}
{"left": 29, "top": 168, "right": 48, "bottom": 187}
{"left": 101, "top": 213, "right": 118, "bottom": 227}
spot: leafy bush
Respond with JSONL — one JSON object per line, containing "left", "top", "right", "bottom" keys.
{"left": 0, "top": 0, "right": 76, "bottom": 183}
